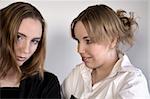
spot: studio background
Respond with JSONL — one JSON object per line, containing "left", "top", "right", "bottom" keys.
{"left": 1, "top": 0, "right": 149, "bottom": 90}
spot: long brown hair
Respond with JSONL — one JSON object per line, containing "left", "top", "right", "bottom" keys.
{"left": 71, "top": 4, "right": 138, "bottom": 48}
{"left": 0, "top": 2, "right": 46, "bottom": 80}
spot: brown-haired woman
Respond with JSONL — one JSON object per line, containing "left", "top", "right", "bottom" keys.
{"left": 0, "top": 2, "right": 61, "bottom": 98}
{"left": 62, "top": 4, "right": 150, "bottom": 99}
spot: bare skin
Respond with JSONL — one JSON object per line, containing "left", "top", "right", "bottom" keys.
{"left": 74, "top": 21, "right": 119, "bottom": 86}
{"left": 0, "top": 18, "right": 42, "bottom": 87}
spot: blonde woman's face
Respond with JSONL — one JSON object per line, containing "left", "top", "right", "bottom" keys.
{"left": 14, "top": 18, "right": 42, "bottom": 66}
{"left": 74, "top": 21, "right": 113, "bottom": 69}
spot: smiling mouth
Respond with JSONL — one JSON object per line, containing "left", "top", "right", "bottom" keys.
{"left": 82, "top": 57, "right": 91, "bottom": 62}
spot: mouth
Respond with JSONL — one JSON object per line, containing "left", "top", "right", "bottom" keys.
{"left": 82, "top": 57, "right": 91, "bottom": 63}
{"left": 17, "top": 56, "right": 26, "bottom": 62}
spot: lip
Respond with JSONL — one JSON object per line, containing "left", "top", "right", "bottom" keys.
{"left": 82, "top": 57, "right": 91, "bottom": 62}
{"left": 17, "top": 56, "right": 26, "bottom": 61}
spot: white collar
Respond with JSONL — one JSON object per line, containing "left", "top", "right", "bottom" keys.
{"left": 80, "top": 54, "right": 134, "bottom": 80}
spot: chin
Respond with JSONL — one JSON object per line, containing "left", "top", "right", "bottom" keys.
{"left": 17, "top": 61, "right": 24, "bottom": 66}
{"left": 85, "top": 63, "right": 94, "bottom": 69}
{"left": 85, "top": 62, "right": 99, "bottom": 69}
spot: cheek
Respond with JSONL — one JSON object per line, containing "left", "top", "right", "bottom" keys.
{"left": 89, "top": 46, "right": 102, "bottom": 55}
{"left": 30, "top": 46, "right": 38, "bottom": 55}
{"left": 89, "top": 47, "right": 107, "bottom": 60}
{"left": 14, "top": 44, "right": 21, "bottom": 54}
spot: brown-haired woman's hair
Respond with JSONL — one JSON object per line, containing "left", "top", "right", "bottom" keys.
{"left": 71, "top": 4, "right": 138, "bottom": 47}
{"left": 0, "top": 2, "right": 46, "bottom": 80}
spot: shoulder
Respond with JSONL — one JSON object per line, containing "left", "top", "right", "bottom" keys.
{"left": 43, "top": 71, "right": 59, "bottom": 82}
{"left": 120, "top": 67, "right": 146, "bottom": 83}
{"left": 30, "top": 71, "right": 59, "bottom": 81}
{"left": 22, "top": 71, "right": 59, "bottom": 88}
{"left": 40, "top": 71, "right": 60, "bottom": 87}
{"left": 117, "top": 55, "right": 150, "bottom": 98}
{"left": 41, "top": 72, "right": 61, "bottom": 98}
{"left": 62, "top": 63, "right": 92, "bottom": 84}
{"left": 21, "top": 71, "right": 61, "bottom": 98}
{"left": 118, "top": 58, "right": 147, "bottom": 86}
{"left": 119, "top": 54, "right": 146, "bottom": 80}
{"left": 117, "top": 68, "right": 150, "bottom": 98}
{"left": 63, "top": 63, "right": 84, "bottom": 82}
{"left": 61, "top": 63, "right": 85, "bottom": 98}
{"left": 23, "top": 71, "right": 60, "bottom": 87}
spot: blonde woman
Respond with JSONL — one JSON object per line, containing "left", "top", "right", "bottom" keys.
{"left": 62, "top": 4, "right": 150, "bottom": 99}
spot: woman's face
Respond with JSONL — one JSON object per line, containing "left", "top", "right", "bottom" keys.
{"left": 14, "top": 18, "right": 42, "bottom": 66}
{"left": 74, "top": 21, "right": 114, "bottom": 69}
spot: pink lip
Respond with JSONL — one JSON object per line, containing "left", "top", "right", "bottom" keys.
{"left": 82, "top": 57, "right": 91, "bottom": 62}
{"left": 17, "top": 56, "right": 26, "bottom": 61}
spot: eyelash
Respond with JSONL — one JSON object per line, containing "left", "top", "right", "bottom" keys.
{"left": 17, "top": 34, "right": 40, "bottom": 45}
{"left": 17, "top": 35, "right": 23, "bottom": 41}
{"left": 31, "top": 40, "right": 40, "bottom": 45}
{"left": 76, "top": 39, "right": 92, "bottom": 44}
{"left": 85, "top": 39, "right": 92, "bottom": 44}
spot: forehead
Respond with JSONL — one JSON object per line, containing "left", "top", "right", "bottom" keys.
{"left": 18, "top": 18, "right": 42, "bottom": 38}
{"left": 74, "top": 21, "right": 89, "bottom": 39}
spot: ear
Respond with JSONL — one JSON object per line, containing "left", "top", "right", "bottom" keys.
{"left": 110, "top": 38, "right": 117, "bottom": 49}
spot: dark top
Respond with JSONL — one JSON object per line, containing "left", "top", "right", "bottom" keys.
{"left": 0, "top": 72, "right": 61, "bottom": 98}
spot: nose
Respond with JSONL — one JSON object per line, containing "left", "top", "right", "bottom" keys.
{"left": 22, "top": 41, "right": 30, "bottom": 54}
{"left": 77, "top": 43, "right": 86, "bottom": 54}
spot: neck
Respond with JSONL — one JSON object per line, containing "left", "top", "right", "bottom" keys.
{"left": 92, "top": 53, "right": 119, "bottom": 85}
{"left": 0, "top": 68, "right": 20, "bottom": 87}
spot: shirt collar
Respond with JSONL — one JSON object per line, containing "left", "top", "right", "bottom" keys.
{"left": 80, "top": 53, "right": 133, "bottom": 79}
{"left": 79, "top": 53, "right": 135, "bottom": 93}
{"left": 107, "top": 54, "right": 133, "bottom": 78}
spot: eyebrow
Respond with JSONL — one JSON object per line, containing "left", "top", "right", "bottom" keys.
{"left": 74, "top": 36, "right": 89, "bottom": 41}
{"left": 18, "top": 32, "right": 27, "bottom": 37}
{"left": 18, "top": 32, "right": 41, "bottom": 40}
{"left": 32, "top": 38, "right": 41, "bottom": 41}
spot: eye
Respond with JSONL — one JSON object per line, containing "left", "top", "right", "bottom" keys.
{"left": 17, "top": 34, "right": 23, "bottom": 41}
{"left": 85, "top": 39, "right": 92, "bottom": 44}
{"left": 31, "top": 39, "right": 40, "bottom": 45}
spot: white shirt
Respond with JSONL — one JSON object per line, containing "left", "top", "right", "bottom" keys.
{"left": 62, "top": 55, "right": 150, "bottom": 99}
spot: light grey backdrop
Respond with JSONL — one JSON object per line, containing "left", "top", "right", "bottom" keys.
{"left": 1, "top": 0, "right": 149, "bottom": 90}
